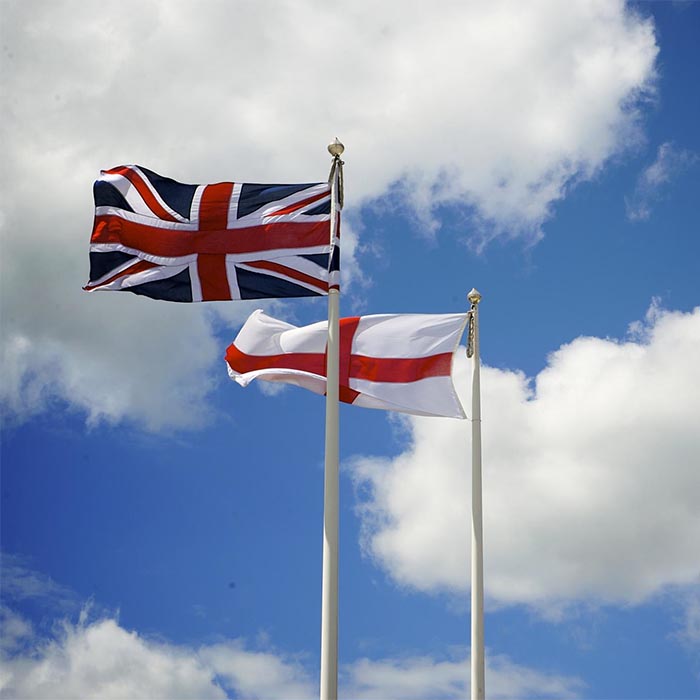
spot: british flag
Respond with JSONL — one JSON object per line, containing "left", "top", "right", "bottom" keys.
{"left": 84, "top": 165, "right": 339, "bottom": 302}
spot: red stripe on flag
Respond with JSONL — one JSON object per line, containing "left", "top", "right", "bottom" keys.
{"left": 226, "top": 348, "right": 452, "bottom": 385}
{"left": 349, "top": 352, "right": 453, "bottom": 383}
{"left": 83, "top": 259, "right": 159, "bottom": 290}
{"left": 245, "top": 260, "right": 328, "bottom": 292}
{"left": 198, "top": 254, "right": 231, "bottom": 301}
{"left": 90, "top": 218, "right": 109, "bottom": 243}
{"left": 199, "top": 183, "right": 234, "bottom": 231}
{"left": 226, "top": 333, "right": 452, "bottom": 402}
{"left": 338, "top": 317, "right": 361, "bottom": 404}
{"left": 104, "top": 166, "right": 179, "bottom": 223}
{"left": 225, "top": 346, "right": 326, "bottom": 376}
{"left": 339, "top": 385, "right": 361, "bottom": 403}
{"left": 339, "top": 316, "right": 360, "bottom": 382}
{"left": 271, "top": 189, "right": 329, "bottom": 217}
{"left": 226, "top": 344, "right": 363, "bottom": 404}
{"left": 91, "top": 215, "right": 330, "bottom": 256}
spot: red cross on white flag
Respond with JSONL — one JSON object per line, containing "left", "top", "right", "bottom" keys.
{"left": 225, "top": 309, "right": 468, "bottom": 418}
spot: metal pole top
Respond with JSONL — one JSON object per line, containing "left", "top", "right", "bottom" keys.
{"left": 468, "top": 288, "right": 482, "bottom": 305}
{"left": 328, "top": 138, "right": 345, "bottom": 157}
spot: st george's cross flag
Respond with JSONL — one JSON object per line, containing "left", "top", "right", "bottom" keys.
{"left": 84, "top": 165, "right": 339, "bottom": 302}
{"left": 225, "top": 310, "right": 468, "bottom": 418}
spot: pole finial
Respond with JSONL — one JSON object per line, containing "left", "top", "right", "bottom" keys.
{"left": 468, "top": 288, "right": 482, "bottom": 305}
{"left": 328, "top": 138, "right": 345, "bottom": 157}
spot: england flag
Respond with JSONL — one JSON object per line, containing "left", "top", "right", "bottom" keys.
{"left": 225, "top": 310, "right": 468, "bottom": 418}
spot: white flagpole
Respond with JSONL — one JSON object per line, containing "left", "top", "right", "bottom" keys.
{"left": 320, "top": 138, "right": 344, "bottom": 700}
{"left": 467, "top": 288, "right": 485, "bottom": 700}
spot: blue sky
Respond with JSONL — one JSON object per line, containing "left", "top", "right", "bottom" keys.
{"left": 1, "top": 1, "right": 699, "bottom": 698}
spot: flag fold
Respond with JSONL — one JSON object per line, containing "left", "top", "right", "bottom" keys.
{"left": 226, "top": 310, "right": 467, "bottom": 418}
{"left": 84, "top": 165, "right": 338, "bottom": 301}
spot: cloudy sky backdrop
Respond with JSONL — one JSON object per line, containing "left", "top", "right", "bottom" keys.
{"left": 2, "top": 1, "right": 699, "bottom": 697}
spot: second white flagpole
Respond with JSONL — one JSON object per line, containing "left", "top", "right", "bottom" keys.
{"left": 467, "top": 288, "right": 485, "bottom": 700}
{"left": 320, "top": 139, "right": 344, "bottom": 700}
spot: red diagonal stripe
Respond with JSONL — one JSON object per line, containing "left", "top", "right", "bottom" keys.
{"left": 271, "top": 189, "right": 330, "bottom": 217}
{"left": 90, "top": 215, "right": 330, "bottom": 256}
{"left": 244, "top": 260, "right": 328, "bottom": 292}
{"left": 103, "top": 166, "right": 179, "bottom": 222}
{"left": 83, "top": 259, "right": 159, "bottom": 290}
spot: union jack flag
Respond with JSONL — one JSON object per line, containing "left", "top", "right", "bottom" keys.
{"left": 84, "top": 165, "right": 339, "bottom": 302}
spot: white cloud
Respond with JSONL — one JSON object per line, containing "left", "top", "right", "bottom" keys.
{"left": 0, "top": 607, "right": 584, "bottom": 700}
{"left": 0, "top": 615, "right": 227, "bottom": 700}
{"left": 625, "top": 142, "right": 698, "bottom": 221}
{"left": 344, "top": 652, "right": 584, "bottom": 699}
{"left": 0, "top": 148, "right": 254, "bottom": 431}
{"left": 1, "top": 0, "right": 657, "bottom": 430}
{"left": 200, "top": 642, "right": 314, "bottom": 700}
{"left": 351, "top": 304, "right": 700, "bottom": 612}
{"left": 0, "top": 607, "right": 315, "bottom": 700}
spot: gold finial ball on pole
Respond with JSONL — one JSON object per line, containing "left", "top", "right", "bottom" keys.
{"left": 468, "top": 288, "right": 482, "bottom": 305}
{"left": 328, "top": 138, "right": 345, "bottom": 157}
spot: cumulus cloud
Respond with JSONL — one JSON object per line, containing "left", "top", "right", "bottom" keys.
{"left": 0, "top": 615, "right": 227, "bottom": 700}
{"left": 351, "top": 304, "right": 700, "bottom": 613}
{"left": 625, "top": 142, "right": 698, "bottom": 221}
{"left": 0, "top": 607, "right": 585, "bottom": 700}
{"left": 4, "top": 0, "right": 656, "bottom": 226}
{"left": 1, "top": 0, "right": 657, "bottom": 430}
{"left": 200, "top": 643, "right": 313, "bottom": 700}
